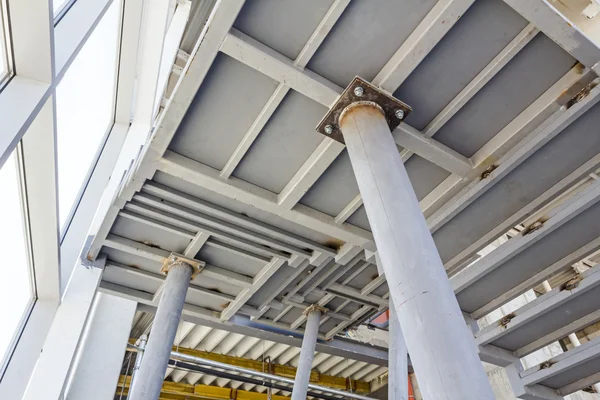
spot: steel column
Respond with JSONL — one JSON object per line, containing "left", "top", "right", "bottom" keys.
{"left": 130, "top": 334, "right": 147, "bottom": 388}
{"left": 128, "top": 262, "right": 193, "bottom": 400}
{"left": 389, "top": 300, "right": 408, "bottom": 400}
{"left": 340, "top": 102, "right": 494, "bottom": 399}
{"left": 291, "top": 306, "right": 322, "bottom": 400}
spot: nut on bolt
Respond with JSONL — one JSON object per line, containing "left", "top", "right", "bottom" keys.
{"left": 353, "top": 86, "right": 364, "bottom": 97}
{"left": 395, "top": 109, "right": 405, "bottom": 119}
{"left": 324, "top": 125, "right": 334, "bottom": 135}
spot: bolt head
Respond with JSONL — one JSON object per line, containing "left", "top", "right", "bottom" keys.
{"left": 353, "top": 86, "right": 364, "bottom": 97}
{"left": 395, "top": 109, "right": 405, "bottom": 119}
{"left": 324, "top": 125, "right": 334, "bottom": 134}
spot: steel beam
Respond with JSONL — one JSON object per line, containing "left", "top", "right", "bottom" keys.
{"left": 503, "top": 0, "right": 600, "bottom": 73}
{"left": 135, "top": 304, "right": 388, "bottom": 367}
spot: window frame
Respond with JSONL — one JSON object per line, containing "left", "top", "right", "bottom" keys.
{"left": 0, "top": 0, "right": 14, "bottom": 89}
{"left": 0, "top": 143, "right": 37, "bottom": 377}
{"left": 0, "top": 0, "right": 129, "bottom": 396}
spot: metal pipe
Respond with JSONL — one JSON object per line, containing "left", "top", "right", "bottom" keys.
{"left": 340, "top": 102, "right": 494, "bottom": 399}
{"left": 126, "top": 344, "right": 374, "bottom": 400}
{"left": 389, "top": 300, "right": 408, "bottom": 400}
{"left": 291, "top": 307, "right": 321, "bottom": 400}
{"left": 130, "top": 334, "right": 147, "bottom": 388}
{"left": 166, "top": 359, "right": 341, "bottom": 400}
{"left": 128, "top": 262, "right": 193, "bottom": 400}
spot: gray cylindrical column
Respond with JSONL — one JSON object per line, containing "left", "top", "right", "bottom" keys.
{"left": 340, "top": 102, "right": 494, "bottom": 399}
{"left": 128, "top": 262, "right": 193, "bottom": 400}
{"left": 291, "top": 307, "right": 322, "bottom": 400}
{"left": 130, "top": 334, "right": 147, "bottom": 387}
{"left": 389, "top": 301, "right": 408, "bottom": 400}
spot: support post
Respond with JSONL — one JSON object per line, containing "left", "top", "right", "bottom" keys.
{"left": 131, "top": 334, "right": 147, "bottom": 387}
{"left": 291, "top": 305, "right": 323, "bottom": 400}
{"left": 376, "top": 253, "right": 408, "bottom": 400}
{"left": 339, "top": 101, "right": 494, "bottom": 399}
{"left": 64, "top": 293, "right": 137, "bottom": 400}
{"left": 389, "top": 301, "right": 408, "bottom": 400}
{"left": 128, "top": 258, "right": 194, "bottom": 400}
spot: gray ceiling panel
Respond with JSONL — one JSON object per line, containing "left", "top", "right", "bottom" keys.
{"left": 540, "top": 355, "right": 600, "bottom": 389}
{"left": 396, "top": 0, "right": 528, "bottom": 130}
{"left": 457, "top": 200, "right": 600, "bottom": 313}
{"left": 111, "top": 215, "right": 190, "bottom": 255}
{"left": 184, "top": 289, "right": 235, "bottom": 312}
{"left": 404, "top": 155, "right": 452, "bottom": 200}
{"left": 233, "top": 91, "right": 327, "bottom": 193}
{"left": 434, "top": 102, "right": 600, "bottom": 265}
{"left": 197, "top": 241, "right": 266, "bottom": 277}
{"left": 102, "top": 266, "right": 161, "bottom": 295}
{"left": 306, "top": 0, "right": 438, "bottom": 87}
{"left": 432, "top": 34, "right": 576, "bottom": 157}
{"left": 347, "top": 206, "right": 371, "bottom": 232}
{"left": 152, "top": 172, "right": 334, "bottom": 245}
{"left": 233, "top": 0, "right": 334, "bottom": 61}
{"left": 492, "top": 286, "right": 600, "bottom": 351}
{"left": 102, "top": 247, "right": 162, "bottom": 275}
{"left": 169, "top": 54, "right": 279, "bottom": 170}
{"left": 299, "top": 150, "right": 360, "bottom": 217}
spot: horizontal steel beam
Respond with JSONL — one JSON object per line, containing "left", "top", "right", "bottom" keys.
{"left": 476, "top": 264, "right": 600, "bottom": 356}
{"left": 136, "top": 304, "right": 389, "bottom": 366}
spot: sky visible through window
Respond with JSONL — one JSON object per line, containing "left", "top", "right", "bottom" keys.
{"left": 54, "top": 0, "right": 73, "bottom": 15}
{"left": 56, "top": 1, "right": 120, "bottom": 229}
{"left": 0, "top": 151, "right": 33, "bottom": 369}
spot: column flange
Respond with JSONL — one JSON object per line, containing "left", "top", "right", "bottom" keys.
{"left": 315, "top": 76, "right": 412, "bottom": 144}
{"left": 303, "top": 304, "right": 327, "bottom": 316}
{"left": 160, "top": 253, "right": 205, "bottom": 279}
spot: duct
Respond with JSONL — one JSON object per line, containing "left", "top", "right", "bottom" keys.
{"left": 127, "top": 344, "right": 374, "bottom": 400}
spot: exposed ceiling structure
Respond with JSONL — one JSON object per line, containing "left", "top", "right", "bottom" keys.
{"left": 91, "top": 0, "right": 600, "bottom": 397}
{"left": 127, "top": 313, "right": 387, "bottom": 398}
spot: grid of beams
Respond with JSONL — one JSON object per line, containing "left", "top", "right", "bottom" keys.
{"left": 82, "top": 0, "right": 600, "bottom": 397}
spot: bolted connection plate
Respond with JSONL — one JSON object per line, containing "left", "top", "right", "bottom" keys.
{"left": 161, "top": 253, "right": 206, "bottom": 279}
{"left": 315, "top": 76, "right": 412, "bottom": 144}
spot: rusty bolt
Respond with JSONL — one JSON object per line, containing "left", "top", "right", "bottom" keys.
{"left": 324, "top": 125, "right": 333, "bottom": 135}
{"left": 353, "top": 86, "right": 364, "bottom": 97}
{"left": 395, "top": 109, "right": 405, "bottom": 119}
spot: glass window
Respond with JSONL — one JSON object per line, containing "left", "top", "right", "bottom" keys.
{"left": 0, "top": 0, "right": 12, "bottom": 85}
{"left": 0, "top": 148, "right": 35, "bottom": 372}
{"left": 56, "top": 1, "right": 120, "bottom": 229}
{"left": 54, "top": 0, "right": 74, "bottom": 17}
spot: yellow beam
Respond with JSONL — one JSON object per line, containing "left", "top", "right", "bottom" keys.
{"left": 117, "top": 375, "right": 290, "bottom": 400}
{"left": 128, "top": 339, "right": 370, "bottom": 393}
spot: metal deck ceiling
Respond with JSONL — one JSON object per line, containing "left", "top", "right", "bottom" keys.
{"left": 128, "top": 313, "right": 388, "bottom": 396}
{"left": 92, "top": 0, "right": 600, "bottom": 396}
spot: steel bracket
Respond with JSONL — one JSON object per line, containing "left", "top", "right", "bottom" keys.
{"left": 315, "top": 76, "right": 412, "bottom": 144}
{"left": 161, "top": 253, "right": 205, "bottom": 279}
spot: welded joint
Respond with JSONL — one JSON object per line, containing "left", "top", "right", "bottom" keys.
{"left": 160, "top": 253, "right": 205, "bottom": 279}
{"left": 303, "top": 304, "right": 327, "bottom": 316}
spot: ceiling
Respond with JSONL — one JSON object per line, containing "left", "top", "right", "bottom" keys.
{"left": 94, "top": 0, "right": 600, "bottom": 397}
